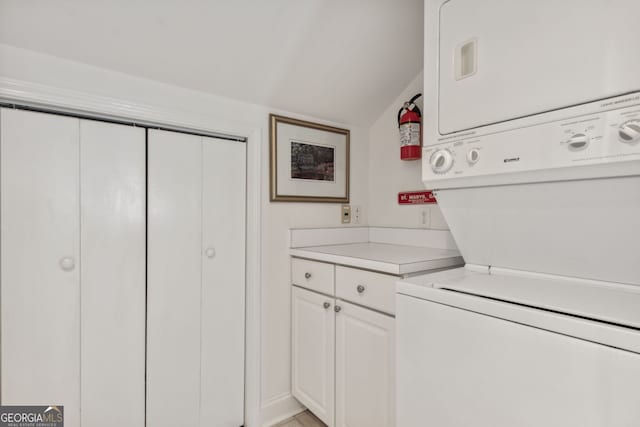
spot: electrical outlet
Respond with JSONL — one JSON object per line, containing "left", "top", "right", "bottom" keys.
{"left": 420, "top": 208, "right": 430, "bottom": 228}
{"left": 341, "top": 204, "right": 351, "bottom": 224}
{"left": 353, "top": 205, "right": 362, "bottom": 224}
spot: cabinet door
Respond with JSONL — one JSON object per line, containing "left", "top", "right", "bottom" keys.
{"left": 200, "top": 137, "right": 246, "bottom": 426}
{"left": 79, "top": 120, "right": 146, "bottom": 427}
{"left": 335, "top": 301, "right": 395, "bottom": 427}
{"left": 1, "top": 108, "right": 81, "bottom": 426}
{"left": 147, "top": 130, "right": 203, "bottom": 427}
{"left": 292, "top": 286, "right": 335, "bottom": 426}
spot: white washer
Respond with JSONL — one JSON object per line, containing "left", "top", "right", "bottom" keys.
{"left": 397, "top": 267, "right": 640, "bottom": 427}
{"left": 397, "top": 97, "right": 640, "bottom": 423}
{"left": 397, "top": 0, "right": 640, "bottom": 422}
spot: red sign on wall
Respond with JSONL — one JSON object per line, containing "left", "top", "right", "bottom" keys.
{"left": 398, "top": 190, "right": 437, "bottom": 205}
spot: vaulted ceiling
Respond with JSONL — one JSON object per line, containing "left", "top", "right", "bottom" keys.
{"left": 0, "top": 0, "right": 423, "bottom": 126}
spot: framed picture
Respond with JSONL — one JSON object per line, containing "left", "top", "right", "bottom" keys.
{"left": 270, "top": 114, "right": 350, "bottom": 202}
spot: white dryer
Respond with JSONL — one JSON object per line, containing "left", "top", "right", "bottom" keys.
{"left": 397, "top": 1, "right": 640, "bottom": 425}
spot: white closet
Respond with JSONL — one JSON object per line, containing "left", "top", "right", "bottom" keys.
{"left": 147, "top": 129, "right": 246, "bottom": 427}
{"left": 0, "top": 110, "right": 247, "bottom": 427}
{"left": 0, "top": 108, "right": 146, "bottom": 427}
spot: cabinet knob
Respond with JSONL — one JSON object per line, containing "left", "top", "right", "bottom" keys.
{"left": 304, "top": 272, "right": 312, "bottom": 279}
{"left": 323, "top": 302, "right": 331, "bottom": 309}
{"left": 205, "top": 247, "right": 216, "bottom": 258}
{"left": 356, "top": 284, "right": 366, "bottom": 294}
{"left": 334, "top": 305, "right": 342, "bottom": 313}
{"left": 59, "top": 256, "right": 75, "bottom": 272}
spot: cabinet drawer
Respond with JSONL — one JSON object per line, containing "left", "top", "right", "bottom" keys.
{"left": 291, "top": 258, "right": 335, "bottom": 295}
{"left": 336, "top": 266, "right": 397, "bottom": 315}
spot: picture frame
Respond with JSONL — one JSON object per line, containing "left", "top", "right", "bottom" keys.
{"left": 270, "top": 114, "right": 350, "bottom": 203}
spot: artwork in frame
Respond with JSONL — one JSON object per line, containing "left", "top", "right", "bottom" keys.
{"left": 270, "top": 114, "right": 350, "bottom": 202}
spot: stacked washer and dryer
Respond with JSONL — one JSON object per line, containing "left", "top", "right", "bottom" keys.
{"left": 396, "top": 1, "right": 640, "bottom": 426}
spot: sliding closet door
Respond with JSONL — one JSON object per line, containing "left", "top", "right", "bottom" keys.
{"left": 147, "top": 129, "right": 246, "bottom": 427}
{"left": 1, "top": 108, "right": 81, "bottom": 425}
{"left": 200, "top": 137, "right": 246, "bottom": 426}
{"left": 79, "top": 120, "right": 146, "bottom": 427}
{"left": 147, "top": 130, "right": 203, "bottom": 427}
{"left": 0, "top": 108, "right": 146, "bottom": 427}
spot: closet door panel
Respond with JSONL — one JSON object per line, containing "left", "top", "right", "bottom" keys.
{"left": 79, "top": 120, "right": 146, "bottom": 427}
{"left": 200, "top": 138, "right": 246, "bottom": 426}
{"left": 0, "top": 108, "right": 81, "bottom": 425}
{"left": 147, "top": 130, "right": 202, "bottom": 427}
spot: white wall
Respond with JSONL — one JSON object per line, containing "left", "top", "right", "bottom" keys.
{"left": 0, "top": 44, "right": 368, "bottom": 426}
{"left": 367, "top": 71, "right": 449, "bottom": 230}
{"left": 260, "top": 167, "right": 369, "bottom": 423}
{"left": 260, "top": 132, "right": 369, "bottom": 425}
{"left": 1, "top": 43, "right": 447, "bottom": 426}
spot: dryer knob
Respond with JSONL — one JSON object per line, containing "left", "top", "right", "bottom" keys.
{"left": 430, "top": 149, "right": 454, "bottom": 174}
{"left": 618, "top": 120, "right": 640, "bottom": 143}
{"left": 467, "top": 148, "right": 480, "bottom": 164}
{"left": 567, "top": 133, "right": 589, "bottom": 151}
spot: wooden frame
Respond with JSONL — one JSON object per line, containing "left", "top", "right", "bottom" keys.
{"left": 270, "top": 114, "right": 350, "bottom": 203}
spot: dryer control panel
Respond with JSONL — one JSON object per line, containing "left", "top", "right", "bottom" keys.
{"left": 423, "top": 94, "right": 640, "bottom": 189}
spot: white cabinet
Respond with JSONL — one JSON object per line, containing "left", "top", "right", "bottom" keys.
{"left": 0, "top": 108, "right": 146, "bottom": 427}
{"left": 147, "top": 129, "right": 246, "bottom": 427}
{"left": 291, "top": 286, "right": 335, "bottom": 425}
{"left": 335, "top": 301, "right": 395, "bottom": 427}
{"left": 291, "top": 260, "right": 396, "bottom": 427}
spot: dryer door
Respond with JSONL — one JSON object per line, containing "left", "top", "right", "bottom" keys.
{"left": 438, "top": 0, "right": 640, "bottom": 135}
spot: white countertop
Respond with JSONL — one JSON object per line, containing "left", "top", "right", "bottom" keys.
{"left": 290, "top": 242, "right": 464, "bottom": 275}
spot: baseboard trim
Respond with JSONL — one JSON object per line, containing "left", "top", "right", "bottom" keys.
{"left": 260, "top": 393, "right": 305, "bottom": 427}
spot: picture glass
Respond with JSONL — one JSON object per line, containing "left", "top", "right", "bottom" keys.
{"left": 290, "top": 141, "right": 335, "bottom": 182}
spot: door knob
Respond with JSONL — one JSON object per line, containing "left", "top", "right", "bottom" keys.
{"left": 334, "top": 305, "right": 342, "bottom": 313}
{"left": 304, "top": 272, "right": 312, "bottom": 279}
{"left": 59, "top": 256, "right": 75, "bottom": 272}
{"left": 205, "top": 247, "right": 216, "bottom": 258}
{"left": 323, "top": 302, "right": 331, "bottom": 309}
{"left": 356, "top": 284, "right": 366, "bottom": 294}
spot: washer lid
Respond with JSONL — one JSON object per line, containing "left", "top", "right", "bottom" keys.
{"left": 397, "top": 267, "right": 640, "bottom": 353}
{"left": 434, "top": 270, "right": 640, "bottom": 330}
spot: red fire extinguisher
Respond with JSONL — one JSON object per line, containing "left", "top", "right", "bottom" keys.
{"left": 398, "top": 93, "right": 422, "bottom": 160}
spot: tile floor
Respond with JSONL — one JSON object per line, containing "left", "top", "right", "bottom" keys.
{"left": 274, "top": 410, "right": 327, "bottom": 427}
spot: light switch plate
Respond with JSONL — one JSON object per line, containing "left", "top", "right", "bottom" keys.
{"left": 341, "top": 204, "right": 351, "bottom": 223}
{"left": 353, "top": 205, "right": 362, "bottom": 224}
